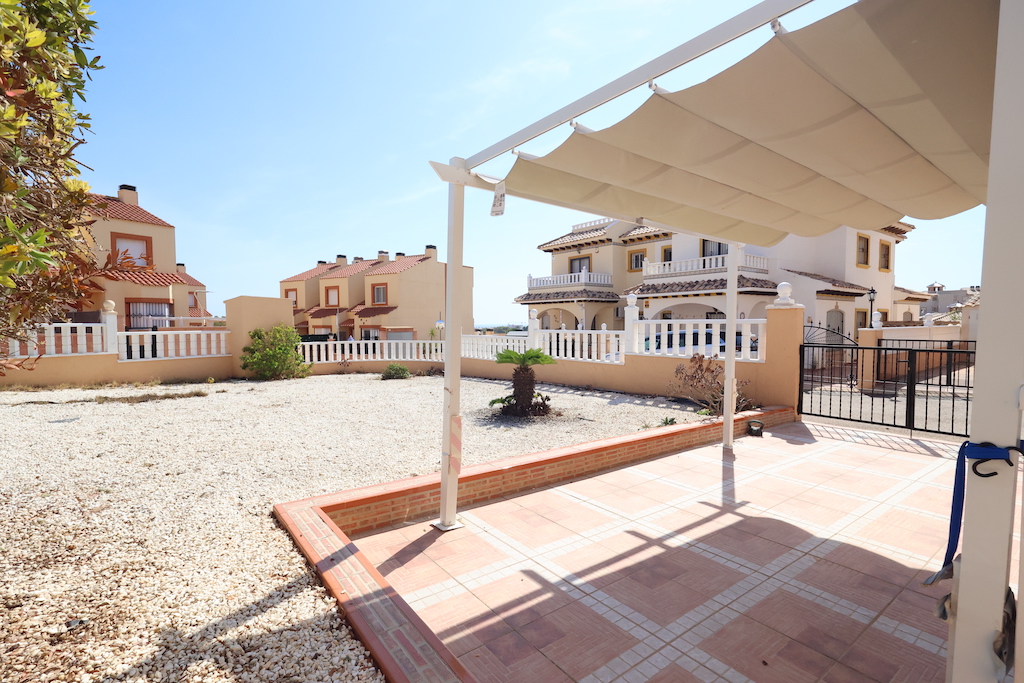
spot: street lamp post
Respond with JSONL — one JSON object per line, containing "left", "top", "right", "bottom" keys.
{"left": 868, "top": 287, "right": 877, "bottom": 323}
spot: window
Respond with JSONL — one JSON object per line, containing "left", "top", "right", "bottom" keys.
{"left": 126, "top": 301, "right": 170, "bottom": 329}
{"left": 879, "top": 240, "right": 892, "bottom": 271}
{"left": 361, "top": 328, "right": 380, "bottom": 340}
{"left": 569, "top": 256, "right": 591, "bottom": 273}
{"left": 285, "top": 289, "right": 297, "bottom": 307}
{"left": 855, "top": 309, "right": 868, "bottom": 333}
{"left": 312, "top": 326, "right": 331, "bottom": 335}
{"left": 372, "top": 284, "right": 388, "bottom": 305}
{"left": 700, "top": 240, "right": 728, "bottom": 257}
{"left": 856, "top": 234, "right": 870, "bottom": 267}
{"left": 662, "top": 246, "right": 673, "bottom": 262}
{"left": 325, "top": 286, "right": 339, "bottom": 307}
{"left": 628, "top": 249, "right": 646, "bottom": 271}
{"left": 878, "top": 309, "right": 889, "bottom": 322}
{"left": 188, "top": 291, "right": 197, "bottom": 308}
{"left": 112, "top": 233, "right": 153, "bottom": 266}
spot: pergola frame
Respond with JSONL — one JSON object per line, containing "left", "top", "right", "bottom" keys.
{"left": 433, "top": 2, "right": 1024, "bottom": 679}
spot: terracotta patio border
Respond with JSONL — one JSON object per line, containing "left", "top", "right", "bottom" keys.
{"left": 274, "top": 406, "right": 796, "bottom": 683}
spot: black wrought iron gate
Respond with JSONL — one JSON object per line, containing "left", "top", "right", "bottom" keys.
{"left": 799, "top": 341, "right": 975, "bottom": 437}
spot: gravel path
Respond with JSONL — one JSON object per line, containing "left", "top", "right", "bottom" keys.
{"left": 0, "top": 374, "right": 701, "bottom": 683}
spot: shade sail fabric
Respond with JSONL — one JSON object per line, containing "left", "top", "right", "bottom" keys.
{"left": 493, "top": 0, "right": 995, "bottom": 247}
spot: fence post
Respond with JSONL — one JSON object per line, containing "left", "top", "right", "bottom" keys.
{"left": 624, "top": 294, "right": 639, "bottom": 354}
{"left": 527, "top": 309, "right": 541, "bottom": 349}
{"left": 102, "top": 300, "right": 118, "bottom": 354}
{"left": 905, "top": 349, "right": 918, "bottom": 430}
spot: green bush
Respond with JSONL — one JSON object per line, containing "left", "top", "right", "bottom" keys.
{"left": 381, "top": 363, "right": 410, "bottom": 380}
{"left": 240, "top": 325, "right": 311, "bottom": 381}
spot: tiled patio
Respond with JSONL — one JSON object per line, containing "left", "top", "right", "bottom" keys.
{"left": 351, "top": 422, "right": 1001, "bottom": 683}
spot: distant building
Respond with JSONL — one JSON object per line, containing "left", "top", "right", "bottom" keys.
{"left": 920, "top": 283, "right": 981, "bottom": 315}
{"left": 280, "top": 246, "right": 473, "bottom": 340}
{"left": 76, "top": 185, "right": 211, "bottom": 329}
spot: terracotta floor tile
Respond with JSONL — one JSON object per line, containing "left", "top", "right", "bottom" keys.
{"left": 425, "top": 534, "right": 509, "bottom": 576}
{"left": 853, "top": 455, "right": 934, "bottom": 478}
{"left": 821, "top": 543, "right": 920, "bottom": 588}
{"left": 745, "top": 589, "right": 869, "bottom": 659}
{"left": 855, "top": 510, "right": 947, "bottom": 558}
{"left": 589, "top": 469, "right": 650, "bottom": 489}
{"left": 651, "top": 502, "right": 749, "bottom": 539}
{"left": 768, "top": 497, "right": 851, "bottom": 528}
{"left": 702, "top": 525, "right": 791, "bottom": 565}
{"left": 417, "top": 591, "right": 514, "bottom": 657}
{"left": 603, "top": 570, "right": 710, "bottom": 626}
{"left": 701, "top": 614, "right": 833, "bottom": 683}
{"left": 796, "top": 487, "right": 868, "bottom": 514}
{"left": 646, "top": 662, "right": 704, "bottom": 683}
{"left": 727, "top": 515, "right": 816, "bottom": 549}
{"left": 551, "top": 537, "right": 658, "bottom": 589}
{"left": 536, "top": 500, "right": 615, "bottom": 534}
{"left": 796, "top": 560, "right": 902, "bottom": 613}
{"left": 591, "top": 489, "right": 664, "bottom": 515}
{"left": 472, "top": 570, "right": 574, "bottom": 630}
{"left": 380, "top": 557, "right": 451, "bottom": 593}
{"left": 461, "top": 637, "right": 574, "bottom": 683}
{"left": 840, "top": 626, "right": 945, "bottom": 682}
{"left": 562, "top": 477, "right": 624, "bottom": 499}
{"left": 821, "top": 661, "right": 882, "bottom": 683}
{"left": 626, "top": 477, "right": 689, "bottom": 503}
{"left": 879, "top": 588, "right": 949, "bottom": 640}
{"left": 472, "top": 505, "right": 576, "bottom": 549}
{"left": 633, "top": 457, "right": 690, "bottom": 478}
{"left": 506, "top": 488, "right": 581, "bottom": 515}
{"left": 819, "top": 447, "right": 889, "bottom": 469}
{"left": 668, "top": 546, "right": 748, "bottom": 597}
{"left": 774, "top": 461, "right": 852, "bottom": 486}
{"left": 516, "top": 601, "right": 639, "bottom": 680}
{"left": 818, "top": 469, "right": 902, "bottom": 498}
{"left": 899, "top": 484, "right": 954, "bottom": 516}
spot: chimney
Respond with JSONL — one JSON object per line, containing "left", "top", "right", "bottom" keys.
{"left": 317, "top": 260, "right": 327, "bottom": 265}
{"left": 335, "top": 254, "right": 347, "bottom": 266}
{"left": 395, "top": 252, "right": 405, "bottom": 258}
{"left": 425, "top": 245, "right": 438, "bottom": 260}
{"left": 118, "top": 184, "right": 138, "bottom": 205}
{"left": 377, "top": 250, "right": 390, "bottom": 262}
{"left": 354, "top": 256, "right": 363, "bottom": 262}
{"left": 176, "top": 263, "right": 186, "bottom": 273}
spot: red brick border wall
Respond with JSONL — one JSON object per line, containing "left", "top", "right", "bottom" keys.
{"left": 321, "top": 406, "right": 795, "bottom": 536}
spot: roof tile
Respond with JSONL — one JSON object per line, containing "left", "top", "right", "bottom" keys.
{"left": 625, "top": 275, "right": 777, "bottom": 296}
{"left": 104, "top": 271, "right": 205, "bottom": 287}
{"left": 514, "top": 289, "right": 622, "bottom": 303}
{"left": 86, "top": 194, "right": 173, "bottom": 228}
{"left": 363, "top": 256, "right": 430, "bottom": 276}
{"left": 782, "top": 269, "right": 869, "bottom": 291}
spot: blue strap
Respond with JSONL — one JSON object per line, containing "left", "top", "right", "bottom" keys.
{"left": 923, "top": 441, "right": 1015, "bottom": 586}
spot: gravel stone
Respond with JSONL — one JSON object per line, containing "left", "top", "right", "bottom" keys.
{"left": 0, "top": 373, "right": 701, "bottom": 682}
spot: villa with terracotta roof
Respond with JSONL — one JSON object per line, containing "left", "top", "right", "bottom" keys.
{"left": 280, "top": 245, "right": 473, "bottom": 340}
{"left": 73, "top": 185, "right": 212, "bottom": 329}
{"left": 518, "top": 218, "right": 923, "bottom": 339}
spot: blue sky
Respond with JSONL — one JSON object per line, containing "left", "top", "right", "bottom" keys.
{"left": 78, "top": 0, "right": 985, "bottom": 323}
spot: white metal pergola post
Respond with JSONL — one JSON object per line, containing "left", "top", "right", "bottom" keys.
{"left": 949, "top": 1, "right": 1024, "bottom": 679}
{"left": 722, "top": 246, "right": 740, "bottom": 448}
{"left": 434, "top": 157, "right": 467, "bottom": 532}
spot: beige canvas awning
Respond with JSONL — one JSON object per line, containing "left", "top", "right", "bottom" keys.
{"left": 443, "top": 0, "right": 995, "bottom": 246}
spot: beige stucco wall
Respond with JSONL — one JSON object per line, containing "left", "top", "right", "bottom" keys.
{"left": 360, "top": 259, "right": 474, "bottom": 340}
{"left": 0, "top": 353, "right": 233, "bottom": 388}
{"left": 89, "top": 217, "right": 177, "bottom": 272}
{"left": 225, "top": 296, "right": 297, "bottom": 377}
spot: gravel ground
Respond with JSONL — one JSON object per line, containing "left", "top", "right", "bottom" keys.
{"left": 0, "top": 374, "right": 701, "bottom": 683}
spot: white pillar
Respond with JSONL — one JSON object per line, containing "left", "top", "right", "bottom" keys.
{"left": 527, "top": 309, "right": 541, "bottom": 348}
{"left": 102, "top": 300, "right": 118, "bottom": 354}
{"left": 722, "top": 246, "right": 740, "bottom": 448}
{"left": 950, "top": 2, "right": 1024, "bottom": 679}
{"left": 624, "top": 294, "right": 639, "bottom": 353}
{"left": 435, "top": 157, "right": 466, "bottom": 532}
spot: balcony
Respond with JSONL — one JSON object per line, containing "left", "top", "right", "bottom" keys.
{"left": 527, "top": 269, "right": 614, "bottom": 289}
{"left": 643, "top": 253, "right": 770, "bottom": 278}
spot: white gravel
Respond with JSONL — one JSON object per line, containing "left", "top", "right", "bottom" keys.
{"left": 0, "top": 373, "right": 701, "bottom": 682}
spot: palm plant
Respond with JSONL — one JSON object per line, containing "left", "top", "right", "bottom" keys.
{"left": 494, "top": 348, "right": 556, "bottom": 416}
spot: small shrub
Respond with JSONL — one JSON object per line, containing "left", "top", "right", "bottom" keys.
{"left": 490, "top": 392, "right": 551, "bottom": 416}
{"left": 668, "top": 354, "right": 754, "bottom": 416}
{"left": 381, "top": 363, "right": 410, "bottom": 380}
{"left": 697, "top": 408, "right": 714, "bottom": 416}
{"left": 240, "top": 325, "right": 311, "bottom": 381}
{"left": 660, "top": 417, "right": 677, "bottom": 426}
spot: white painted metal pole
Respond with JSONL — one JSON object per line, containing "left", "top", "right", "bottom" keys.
{"left": 723, "top": 246, "right": 740, "bottom": 448}
{"left": 949, "top": 1, "right": 1024, "bottom": 679}
{"left": 435, "top": 157, "right": 467, "bottom": 532}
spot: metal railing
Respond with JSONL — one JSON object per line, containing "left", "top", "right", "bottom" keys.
{"left": 119, "top": 330, "right": 231, "bottom": 361}
{"left": 299, "top": 340, "right": 445, "bottom": 363}
{"left": 878, "top": 339, "right": 976, "bottom": 351}
{"left": 527, "top": 270, "right": 614, "bottom": 288}
{"left": 643, "top": 253, "right": 770, "bottom": 277}
{"left": 799, "top": 344, "right": 974, "bottom": 436}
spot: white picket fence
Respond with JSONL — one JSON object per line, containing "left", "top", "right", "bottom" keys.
{"left": 6, "top": 323, "right": 108, "bottom": 358}
{"left": 462, "top": 335, "right": 528, "bottom": 360}
{"left": 631, "top": 319, "right": 765, "bottom": 361}
{"left": 118, "top": 330, "right": 231, "bottom": 361}
{"left": 299, "top": 340, "right": 445, "bottom": 364}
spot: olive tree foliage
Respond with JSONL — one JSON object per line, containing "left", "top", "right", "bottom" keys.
{"left": 0, "top": 0, "right": 130, "bottom": 373}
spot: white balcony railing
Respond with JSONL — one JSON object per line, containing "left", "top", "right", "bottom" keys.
{"left": 299, "top": 340, "right": 445, "bottom": 364}
{"left": 462, "top": 335, "right": 528, "bottom": 360}
{"left": 527, "top": 269, "right": 614, "bottom": 289}
{"left": 6, "top": 323, "right": 108, "bottom": 359}
{"left": 643, "top": 253, "right": 770, "bottom": 277}
{"left": 118, "top": 330, "right": 231, "bottom": 361}
{"left": 630, "top": 319, "right": 765, "bottom": 362}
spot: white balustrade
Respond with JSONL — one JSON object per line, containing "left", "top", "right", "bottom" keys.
{"left": 117, "top": 330, "right": 231, "bottom": 361}
{"left": 538, "top": 330, "right": 625, "bottom": 364}
{"left": 461, "top": 335, "right": 528, "bottom": 360}
{"left": 6, "top": 322, "right": 107, "bottom": 358}
{"left": 643, "top": 253, "right": 769, "bottom": 277}
{"left": 527, "top": 270, "right": 614, "bottom": 288}
{"left": 629, "top": 319, "right": 765, "bottom": 362}
{"left": 300, "top": 340, "right": 446, "bottom": 364}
